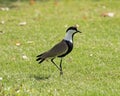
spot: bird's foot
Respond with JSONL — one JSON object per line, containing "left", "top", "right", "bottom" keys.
{"left": 60, "top": 71, "right": 63, "bottom": 75}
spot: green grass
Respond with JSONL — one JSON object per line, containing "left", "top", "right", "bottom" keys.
{"left": 0, "top": 0, "right": 120, "bottom": 96}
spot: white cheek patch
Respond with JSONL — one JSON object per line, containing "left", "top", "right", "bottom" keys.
{"left": 64, "top": 30, "right": 76, "bottom": 43}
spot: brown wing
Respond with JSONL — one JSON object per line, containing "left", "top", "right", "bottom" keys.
{"left": 41, "top": 40, "right": 68, "bottom": 59}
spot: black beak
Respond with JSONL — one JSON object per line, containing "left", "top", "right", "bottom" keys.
{"left": 77, "top": 30, "right": 82, "bottom": 33}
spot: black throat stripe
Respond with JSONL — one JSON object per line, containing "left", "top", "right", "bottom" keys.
{"left": 58, "top": 40, "right": 73, "bottom": 57}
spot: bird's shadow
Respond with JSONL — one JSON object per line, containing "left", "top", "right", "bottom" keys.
{"left": 30, "top": 74, "right": 50, "bottom": 81}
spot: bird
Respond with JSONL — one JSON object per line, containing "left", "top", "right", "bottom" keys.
{"left": 36, "top": 26, "right": 81, "bottom": 75}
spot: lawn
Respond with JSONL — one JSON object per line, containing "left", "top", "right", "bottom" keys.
{"left": 0, "top": 0, "right": 120, "bottom": 96}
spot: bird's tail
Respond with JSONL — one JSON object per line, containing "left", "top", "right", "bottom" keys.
{"left": 36, "top": 53, "right": 45, "bottom": 64}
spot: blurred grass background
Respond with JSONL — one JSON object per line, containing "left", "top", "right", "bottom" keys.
{"left": 0, "top": 0, "right": 120, "bottom": 96}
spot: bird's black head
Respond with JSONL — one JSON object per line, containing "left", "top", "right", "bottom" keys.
{"left": 66, "top": 26, "right": 81, "bottom": 33}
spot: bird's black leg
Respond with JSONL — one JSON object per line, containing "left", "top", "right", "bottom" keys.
{"left": 51, "top": 58, "right": 60, "bottom": 71}
{"left": 60, "top": 58, "right": 63, "bottom": 75}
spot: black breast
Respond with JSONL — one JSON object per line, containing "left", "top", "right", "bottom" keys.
{"left": 58, "top": 40, "right": 73, "bottom": 57}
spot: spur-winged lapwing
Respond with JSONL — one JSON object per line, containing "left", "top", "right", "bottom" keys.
{"left": 36, "top": 26, "right": 81, "bottom": 75}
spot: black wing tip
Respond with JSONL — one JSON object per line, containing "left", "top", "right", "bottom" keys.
{"left": 38, "top": 59, "right": 45, "bottom": 64}
{"left": 36, "top": 58, "right": 40, "bottom": 61}
{"left": 36, "top": 57, "right": 45, "bottom": 64}
{"left": 36, "top": 53, "right": 45, "bottom": 63}
{"left": 36, "top": 53, "right": 44, "bottom": 57}
{"left": 36, "top": 55, "right": 40, "bottom": 57}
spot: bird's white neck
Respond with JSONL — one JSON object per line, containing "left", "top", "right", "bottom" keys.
{"left": 64, "top": 32, "right": 73, "bottom": 43}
